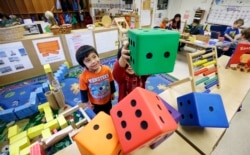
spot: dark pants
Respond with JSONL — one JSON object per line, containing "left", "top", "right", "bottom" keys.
{"left": 178, "top": 42, "right": 185, "bottom": 51}
{"left": 92, "top": 101, "right": 112, "bottom": 115}
{"left": 217, "top": 48, "right": 235, "bottom": 58}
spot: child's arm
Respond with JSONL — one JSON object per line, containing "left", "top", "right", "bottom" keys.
{"left": 224, "top": 33, "right": 234, "bottom": 42}
{"left": 80, "top": 90, "right": 93, "bottom": 108}
{"left": 224, "top": 28, "right": 234, "bottom": 42}
{"left": 80, "top": 90, "right": 88, "bottom": 103}
{"left": 118, "top": 42, "right": 130, "bottom": 67}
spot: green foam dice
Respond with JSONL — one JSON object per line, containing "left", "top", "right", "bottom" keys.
{"left": 128, "top": 29, "right": 180, "bottom": 75}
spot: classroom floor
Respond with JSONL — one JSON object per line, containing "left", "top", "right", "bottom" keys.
{"left": 177, "top": 50, "right": 250, "bottom": 155}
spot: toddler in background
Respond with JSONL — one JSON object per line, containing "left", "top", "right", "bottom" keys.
{"left": 160, "top": 17, "right": 169, "bottom": 29}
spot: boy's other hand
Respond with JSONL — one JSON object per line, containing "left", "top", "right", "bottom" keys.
{"left": 122, "top": 41, "right": 130, "bottom": 61}
{"left": 119, "top": 41, "right": 130, "bottom": 67}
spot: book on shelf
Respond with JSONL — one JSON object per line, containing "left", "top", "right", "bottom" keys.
{"left": 226, "top": 43, "right": 250, "bottom": 72}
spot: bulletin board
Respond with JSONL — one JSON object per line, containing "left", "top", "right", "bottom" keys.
{"left": 0, "top": 27, "right": 119, "bottom": 86}
{"left": 0, "top": 34, "right": 67, "bottom": 86}
{"left": 206, "top": 0, "right": 250, "bottom": 27}
{"left": 64, "top": 31, "right": 95, "bottom": 66}
{"left": 93, "top": 28, "right": 119, "bottom": 58}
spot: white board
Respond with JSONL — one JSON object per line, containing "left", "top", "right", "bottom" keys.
{"left": 207, "top": 1, "right": 250, "bottom": 27}
{"left": 65, "top": 31, "right": 95, "bottom": 66}
{"left": 94, "top": 30, "right": 119, "bottom": 54}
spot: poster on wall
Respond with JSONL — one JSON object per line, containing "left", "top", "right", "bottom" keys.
{"left": 32, "top": 37, "right": 66, "bottom": 65}
{"left": 141, "top": 10, "right": 151, "bottom": 26}
{"left": 65, "top": 31, "right": 95, "bottom": 66}
{"left": 157, "top": 0, "right": 168, "bottom": 10}
{"left": 0, "top": 42, "right": 33, "bottom": 76}
{"left": 94, "top": 30, "right": 118, "bottom": 54}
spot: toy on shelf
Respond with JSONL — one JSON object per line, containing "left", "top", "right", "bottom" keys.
{"left": 113, "top": 17, "right": 130, "bottom": 45}
{"left": 226, "top": 43, "right": 250, "bottom": 72}
{"left": 187, "top": 48, "right": 220, "bottom": 92}
{"left": 169, "top": 48, "right": 220, "bottom": 93}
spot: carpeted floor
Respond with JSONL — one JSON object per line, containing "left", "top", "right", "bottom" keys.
{"left": 0, "top": 55, "right": 177, "bottom": 154}
{"left": 0, "top": 56, "right": 176, "bottom": 109}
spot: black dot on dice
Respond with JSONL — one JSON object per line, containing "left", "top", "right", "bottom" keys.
{"left": 157, "top": 104, "right": 162, "bottom": 110}
{"left": 179, "top": 102, "right": 183, "bottom": 106}
{"left": 131, "top": 99, "right": 136, "bottom": 107}
{"left": 146, "top": 52, "right": 153, "bottom": 59}
{"left": 135, "top": 109, "right": 142, "bottom": 117}
{"left": 209, "top": 106, "right": 214, "bottom": 112}
{"left": 187, "top": 100, "right": 191, "bottom": 104}
{"left": 189, "top": 113, "right": 193, "bottom": 119}
{"left": 121, "top": 120, "right": 127, "bottom": 128}
{"left": 159, "top": 116, "right": 165, "bottom": 123}
{"left": 117, "top": 111, "right": 122, "bottom": 117}
{"left": 140, "top": 120, "right": 148, "bottom": 130}
{"left": 93, "top": 124, "right": 99, "bottom": 130}
{"left": 156, "top": 96, "right": 160, "bottom": 100}
{"left": 168, "top": 110, "right": 172, "bottom": 114}
{"left": 125, "top": 131, "right": 132, "bottom": 140}
{"left": 106, "top": 133, "right": 113, "bottom": 140}
{"left": 181, "top": 114, "right": 185, "bottom": 119}
{"left": 164, "top": 51, "right": 170, "bottom": 58}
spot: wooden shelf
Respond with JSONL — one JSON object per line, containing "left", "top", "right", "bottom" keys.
{"left": 193, "top": 10, "right": 205, "bottom": 24}
{"left": 0, "top": 0, "right": 91, "bottom": 29}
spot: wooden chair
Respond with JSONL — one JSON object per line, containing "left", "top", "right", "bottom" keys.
{"left": 113, "top": 17, "right": 130, "bottom": 46}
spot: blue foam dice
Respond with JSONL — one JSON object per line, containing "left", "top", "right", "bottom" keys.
{"left": 177, "top": 92, "right": 229, "bottom": 128}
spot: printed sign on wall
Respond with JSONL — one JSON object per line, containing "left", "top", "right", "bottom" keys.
{"left": 0, "top": 42, "right": 33, "bottom": 76}
{"left": 32, "top": 37, "right": 66, "bottom": 65}
{"left": 65, "top": 31, "right": 95, "bottom": 66}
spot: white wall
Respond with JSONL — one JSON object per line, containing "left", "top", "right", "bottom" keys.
{"left": 151, "top": 0, "right": 214, "bottom": 26}
{"left": 152, "top": 0, "right": 182, "bottom": 27}
{"left": 177, "top": 0, "right": 213, "bottom": 25}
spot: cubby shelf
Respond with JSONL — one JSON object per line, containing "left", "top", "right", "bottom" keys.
{"left": 0, "top": 0, "right": 91, "bottom": 29}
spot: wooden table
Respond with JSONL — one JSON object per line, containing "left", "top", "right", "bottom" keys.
{"left": 159, "top": 55, "right": 250, "bottom": 154}
{"left": 55, "top": 133, "right": 200, "bottom": 155}
{"left": 56, "top": 55, "right": 250, "bottom": 155}
{"left": 179, "top": 38, "right": 215, "bottom": 50}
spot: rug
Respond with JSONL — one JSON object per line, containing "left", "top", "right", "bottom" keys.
{"left": 0, "top": 56, "right": 177, "bottom": 154}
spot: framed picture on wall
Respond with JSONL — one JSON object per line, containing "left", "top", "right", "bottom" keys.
{"left": 157, "top": 0, "right": 168, "bottom": 10}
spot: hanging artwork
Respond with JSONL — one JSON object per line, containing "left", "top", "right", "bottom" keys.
{"left": 0, "top": 42, "right": 33, "bottom": 76}
{"left": 32, "top": 37, "right": 66, "bottom": 65}
{"left": 157, "top": 0, "right": 168, "bottom": 10}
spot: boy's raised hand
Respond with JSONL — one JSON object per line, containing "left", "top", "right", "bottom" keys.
{"left": 119, "top": 41, "right": 130, "bottom": 67}
{"left": 122, "top": 41, "right": 130, "bottom": 60}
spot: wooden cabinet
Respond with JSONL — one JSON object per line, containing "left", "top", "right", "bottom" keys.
{"left": 193, "top": 10, "right": 205, "bottom": 24}
{"left": 0, "top": 0, "right": 91, "bottom": 29}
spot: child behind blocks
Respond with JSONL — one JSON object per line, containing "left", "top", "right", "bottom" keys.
{"left": 75, "top": 45, "right": 116, "bottom": 114}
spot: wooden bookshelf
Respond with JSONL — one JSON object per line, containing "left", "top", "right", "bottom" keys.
{"left": 0, "top": 0, "right": 91, "bottom": 29}
{"left": 193, "top": 10, "right": 205, "bottom": 24}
